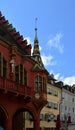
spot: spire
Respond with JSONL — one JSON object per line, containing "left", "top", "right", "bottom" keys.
{"left": 34, "top": 18, "right": 38, "bottom": 43}
{"left": 33, "top": 18, "right": 44, "bottom": 68}
{"left": 33, "top": 18, "right": 40, "bottom": 56}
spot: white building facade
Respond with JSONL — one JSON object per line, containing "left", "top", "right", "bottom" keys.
{"left": 60, "top": 85, "right": 75, "bottom": 123}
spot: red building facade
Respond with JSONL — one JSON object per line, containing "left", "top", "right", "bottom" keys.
{"left": 0, "top": 12, "right": 48, "bottom": 130}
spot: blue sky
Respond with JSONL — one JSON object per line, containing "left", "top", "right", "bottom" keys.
{"left": 0, "top": 0, "right": 75, "bottom": 85}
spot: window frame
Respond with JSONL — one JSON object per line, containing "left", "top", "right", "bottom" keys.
{"left": 15, "top": 64, "right": 27, "bottom": 85}
{"left": 0, "top": 53, "right": 7, "bottom": 78}
{"left": 34, "top": 75, "right": 46, "bottom": 92}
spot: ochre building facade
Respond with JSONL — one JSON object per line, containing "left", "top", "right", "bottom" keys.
{"left": 40, "top": 76, "right": 61, "bottom": 130}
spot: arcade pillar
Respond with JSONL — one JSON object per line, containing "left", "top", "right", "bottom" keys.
{"left": 34, "top": 114, "right": 40, "bottom": 130}
{"left": 5, "top": 117, "right": 12, "bottom": 130}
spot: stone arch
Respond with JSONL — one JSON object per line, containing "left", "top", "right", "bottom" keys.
{"left": 12, "top": 107, "right": 35, "bottom": 130}
{"left": 0, "top": 105, "right": 8, "bottom": 129}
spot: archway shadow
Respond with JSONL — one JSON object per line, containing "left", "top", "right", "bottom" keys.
{"left": 0, "top": 105, "right": 8, "bottom": 129}
{"left": 12, "top": 108, "right": 34, "bottom": 130}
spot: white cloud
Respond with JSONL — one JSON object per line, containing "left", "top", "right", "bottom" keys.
{"left": 47, "top": 33, "right": 64, "bottom": 53}
{"left": 63, "top": 76, "right": 75, "bottom": 86}
{"left": 54, "top": 73, "right": 61, "bottom": 79}
{"left": 52, "top": 72, "right": 75, "bottom": 86}
{"left": 24, "top": 37, "right": 33, "bottom": 55}
{"left": 39, "top": 45, "right": 42, "bottom": 51}
{"left": 24, "top": 37, "right": 33, "bottom": 45}
{"left": 50, "top": 72, "right": 64, "bottom": 81}
{"left": 41, "top": 55, "right": 56, "bottom": 66}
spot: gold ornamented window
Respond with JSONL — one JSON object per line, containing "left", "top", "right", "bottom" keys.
{"left": 15, "top": 64, "right": 27, "bottom": 85}
{"left": 34, "top": 75, "right": 46, "bottom": 92}
{"left": 0, "top": 53, "right": 7, "bottom": 78}
{"left": 43, "top": 77, "right": 46, "bottom": 92}
{"left": 24, "top": 69, "right": 27, "bottom": 86}
{"left": 0, "top": 53, "right": 1, "bottom": 76}
{"left": 3, "top": 57, "right": 7, "bottom": 77}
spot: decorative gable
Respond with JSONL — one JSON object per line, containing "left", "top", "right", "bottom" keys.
{"left": 0, "top": 11, "right": 31, "bottom": 55}
{"left": 31, "top": 63, "right": 42, "bottom": 71}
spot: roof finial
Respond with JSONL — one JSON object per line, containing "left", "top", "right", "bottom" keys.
{"left": 34, "top": 18, "right": 38, "bottom": 43}
{"left": 35, "top": 18, "right": 38, "bottom": 29}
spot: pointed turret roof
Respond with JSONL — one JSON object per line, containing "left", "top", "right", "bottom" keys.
{"left": 33, "top": 27, "right": 40, "bottom": 56}
{"left": 32, "top": 18, "right": 44, "bottom": 68}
